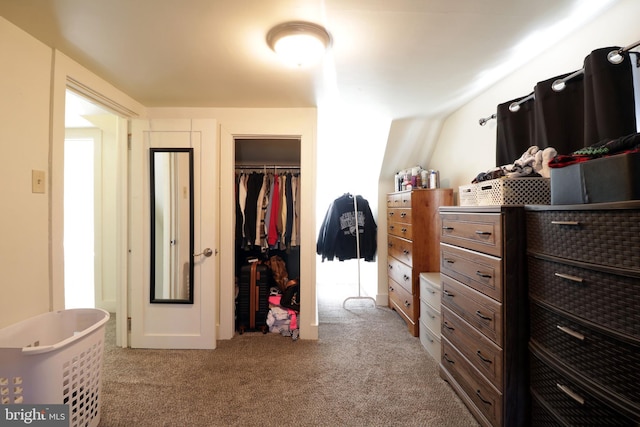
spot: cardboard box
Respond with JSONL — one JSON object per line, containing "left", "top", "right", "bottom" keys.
{"left": 550, "top": 151, "right": 640, "bottom": 205}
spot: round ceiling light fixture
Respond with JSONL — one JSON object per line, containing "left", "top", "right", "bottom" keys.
{"left": 266, "top": 21, "right": 332, "bottom": 67}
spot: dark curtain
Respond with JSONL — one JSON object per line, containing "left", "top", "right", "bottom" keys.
{"left": 496, "top": 96, "right": 535, "bottom": 166}
{"left": 583, "top": 47, "right": 638, "bottom": 145}
{"left": 533, "top": 70, "right": 585, "bottom": 156}
{"left": 495, "top": 46, "right": 639, "bottom": 165}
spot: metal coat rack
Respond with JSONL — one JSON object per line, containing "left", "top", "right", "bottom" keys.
{"left": 343, "top": 194, "right": 376, "bottom": 308}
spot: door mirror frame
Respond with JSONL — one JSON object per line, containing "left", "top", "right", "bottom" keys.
{"left": 149, "top": 148, "right": 194, "bottom": 304}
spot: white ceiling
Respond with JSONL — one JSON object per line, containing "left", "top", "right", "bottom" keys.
{"left": 0, "top": 0, "right": 620, "bottom": 121}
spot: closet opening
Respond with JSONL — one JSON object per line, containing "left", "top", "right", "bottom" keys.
{"left": 234, "top": 138, "right": 301, "bottom": 335}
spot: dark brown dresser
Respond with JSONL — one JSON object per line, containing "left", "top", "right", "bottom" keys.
{"left": 439, "top": 206, "right": 529, "bottom": 427}
{"left": 525, "top": 201, "right": 640, "bottom": 426}
{"left": 386, "top": 188, "right": 452, "bottom": 336}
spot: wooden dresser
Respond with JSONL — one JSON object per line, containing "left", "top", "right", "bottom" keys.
{"left": 525, "top": 201, "right": 640, "bottom": 426}
{"left": 439, "top": 206, "right": 529, "bottom": 427}
{"left": 386, "top": 188, "right": 452, "bottom": 337}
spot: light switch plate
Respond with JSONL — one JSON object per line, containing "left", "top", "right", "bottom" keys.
{"left": 32, "top": 170, "right": 45, "bottom": 193}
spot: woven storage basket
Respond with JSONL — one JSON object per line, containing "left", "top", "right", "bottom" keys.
{"left": 476, "top": 177, "right": 550, "bottom": 205}
{"left": 458, "top": 184, "right": 477, "bottom": 206}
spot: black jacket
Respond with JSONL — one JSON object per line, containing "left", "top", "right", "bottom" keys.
{"left": 316, "top": 194, "right": 377, "bottom": 262}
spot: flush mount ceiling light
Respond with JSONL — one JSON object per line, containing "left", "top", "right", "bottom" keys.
{"left": 266, "top": 21, "right": 332, "bottom": 67}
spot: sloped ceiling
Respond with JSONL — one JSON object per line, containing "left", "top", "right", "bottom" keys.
{"left": 0, "top": 0, "right": 620, "bottom": 120}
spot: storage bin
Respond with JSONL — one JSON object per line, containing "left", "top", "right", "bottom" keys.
{"left": 458, "top": 184, "right": 477, "bottom": 206}
{"left": 0, "top": 309, "right": 110, "bottom": 427}
{"left": 550, "top": 151, "right": 640, "bottom": 204}
{"left": 476, "top": 177, "right": 550, "bottom": 205}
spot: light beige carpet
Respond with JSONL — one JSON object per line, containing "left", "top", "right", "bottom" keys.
{"left": 98, "top": 282, "right": 479, "bottom": 426}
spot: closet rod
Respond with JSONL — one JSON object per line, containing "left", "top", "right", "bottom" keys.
{"left": 235, "top": 165, "right": 300, "bottom": 170}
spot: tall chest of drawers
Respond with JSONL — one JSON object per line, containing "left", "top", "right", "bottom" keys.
{"left": 439, "top": 206, "right": 529, "bottom": 427}
{"left": 525, "top": 201, "right": 640, "bottom": 426}
{"left": 386, "top": 188, "right": 453, "bottom": 337}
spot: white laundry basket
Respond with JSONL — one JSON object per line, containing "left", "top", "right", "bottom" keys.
{"left": 0, "top": 308, "right": 110, "bottom": 427}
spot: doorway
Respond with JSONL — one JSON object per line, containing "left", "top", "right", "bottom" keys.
{"left": 63, "top": 90, "right": 119, "bottom": 313}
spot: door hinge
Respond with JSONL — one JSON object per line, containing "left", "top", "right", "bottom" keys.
{"left": 127, "top": 133, "right": 132, "bottom": 150}
{"left": 127, "top": 317, "right": 132, "bottom": 331}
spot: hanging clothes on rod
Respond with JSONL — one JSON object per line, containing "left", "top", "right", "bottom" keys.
{"left": 316, "top": 193, "right": 377, "bottom": 262}
{"left": 235, "top": 168, "right": 300, "bottom": 253}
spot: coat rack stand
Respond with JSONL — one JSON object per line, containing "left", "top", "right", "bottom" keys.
{"left": 343, "top": 194, "right": 376, "bottom": 308}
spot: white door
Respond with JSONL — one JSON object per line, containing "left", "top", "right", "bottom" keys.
{"left": 129, "top": 119, "right": 218, "bottom": 349}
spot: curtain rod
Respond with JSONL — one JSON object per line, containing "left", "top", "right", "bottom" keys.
{"left": 235, "top": 165, "right": 300, "bottom": 170}
{"left": 478, "top": 39, "right": 640, "bottom": 125}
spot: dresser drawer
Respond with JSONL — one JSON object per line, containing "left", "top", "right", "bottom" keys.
{"left": 441, "top": 306, "right": 503, "bottom": 391}
{"left": 530, "top": 300, "right": 640, "bottom": 405}
{"left": 419, "top": 299, "right": 441, "bottom": 338}
{"left": 387, "top": 191, "right": 412, "bottom": 208}
{"left": 389, "top": 278, "right": 418, "bottom": 325}
{"left": 530, "top": 345, "right": 639, "bottom": 426}
{"left": 442, "top": 274, "right": 502, "bottom": 346}
{"left": 387, "top": 207, "right": 412, "bottom": 224}
{"left": 442, "top": 337, "right": 502, "bottom": 427}
{"left": 388, "top": 220, "right": 413, "bottom": 240}
{"left": 526, "top": 209, "right": 640, "bottom": 271}
{"left": 387, "top": 256, "right": 413, "bottom": 294}
{"left": 441, "top": 243, "right": 502, "bottom": 302}
{"left": 419, "top": 272, "right": 441, "bottom": 312}
{"left": 441, "top": 212, "right": 502, "bottom": 257}
{"left": 528, "top": 255, "right": 640, "bottom": 340}
{"left": 420, "top": 319, "right": 441, "bottom": 362}
{"left": 387, "top": 234, "right": 413, "bottom": 267}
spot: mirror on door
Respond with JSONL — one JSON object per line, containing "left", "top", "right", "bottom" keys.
{"left": 149, "top": 148, "right": 194, "bottom": 303}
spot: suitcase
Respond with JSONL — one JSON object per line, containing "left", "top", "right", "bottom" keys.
{"left": 236, "top": 261, "right": 271, "bottom": 334}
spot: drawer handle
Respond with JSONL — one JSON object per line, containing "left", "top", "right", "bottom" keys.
{"left": 403, "top": 249, "right": 410, "bottom": 255}
{"left": 401, "top": 227, "right": 408, "bottom": 233}
{"left": 475, "top": 231, "right": 492, "bottom": 236}
{"left": 403, "top": 301, "right": 411, "bottom": 308}
{"left": 403, "top": 275, "right": 410, "bottom": 282}
{"left": 388, "top": 242, "right": 393, "bottom": 248}
{"left": 443, "top": 290, "right": 455, "bottom": 298}
{"left": 551, "top": 220, "right": 581, "bottom": 226}
{"left": 476, "top": 271, "right": 492, "bottom": 279}
{"left": 475, "top": 390, "right": 492, "bottom": 406}
{"left": 443, "top": 258, "right": 455, "bottom": 264}
{"left": 554, "top": 272, "right": 584, "bottom": 283}
{"left": 476, "top": 310, "right": 492, "bottom": 321}
{"left": 388, "top": 264, "right": 393, "bottom": 270}
{"left": 557, "top": 383, "right": 585, "bottom": 405}
{"left": 443, "top": 353, "right": 455, "bottom": 364}
{"left": 400, "top": 212, "right": 407, "bottom": 218}
{"left": 442, "top": 226, "right": 454, "bottom": 231}
{"left": 476, "top": 350, "right": 492, "bottom": 364}
{"left": 557, "top": 325, "right": 585, "bottom": 341}
{"left": 389, "top": 225, "right": 395, "bottom": 230}
{"left": 426, "top": 311, "right": 435, "bottom": 319}
{"left": 389, "top": 286, "right": 394, "bottom": 292}
{"left": 389, "top": 211, "right": 395, "bottom": 216}
{"left": 442, "top": 322, "right": 454, "bottom": 331}
{"left": 402, "top": 199, "right": 409, "bottom": 204}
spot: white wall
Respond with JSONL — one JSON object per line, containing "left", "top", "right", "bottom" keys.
{"left": 0, "top": 16, "right": 144, "bottom": 331}
{"left": 430, "top": 0, "right": 640, "bottom": 195}
{"left": 0, "top": 17, "right": 53, "bottom": 328}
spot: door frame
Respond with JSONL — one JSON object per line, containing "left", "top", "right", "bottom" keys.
{"left": 218, "top": 111, "right": 318, "bottom": 340}
{"left": 51, "top": 50, "right": 144, "bottom": 347}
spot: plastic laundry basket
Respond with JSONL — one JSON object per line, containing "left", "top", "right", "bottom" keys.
{"left": 0, "top": 308, "right": 110, "bottom": 427}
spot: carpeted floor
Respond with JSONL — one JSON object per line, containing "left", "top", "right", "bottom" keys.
{"left": 97, "top": 282, "right": 479, "bottom": 426}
